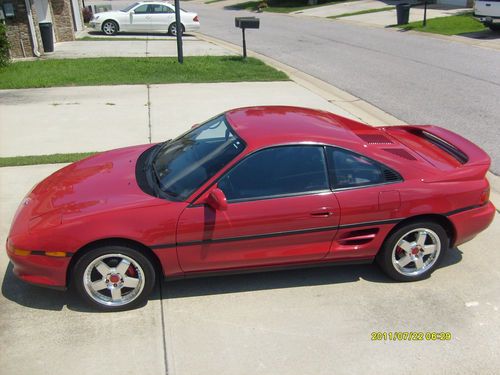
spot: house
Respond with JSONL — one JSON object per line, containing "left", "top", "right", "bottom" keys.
{"left": 437, "top": 0, "right": 473, "bottom": 7}
{"left": 1, "top": 0, "right": 83, "bottom": 58}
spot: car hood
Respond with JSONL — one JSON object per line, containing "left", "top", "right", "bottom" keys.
{"left": 94, "top": 11, "right": 124, "bottom": 18}
{"left": 11, "top": 145, "right": 162, "bottom": 235}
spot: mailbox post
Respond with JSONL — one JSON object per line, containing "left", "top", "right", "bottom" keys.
{"left": 235, "top": 17, "right": 260, "bottom": 58}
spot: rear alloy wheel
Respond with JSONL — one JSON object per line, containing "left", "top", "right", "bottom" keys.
{"left": 102, "top": 20, "right": 118, "bottom": 36}
{"left": 376, "top": 222, "right": 448, "bottom": 281}
{"left": 73, "top": 246, "right": 155, "bottom": 311}
{"left": 168, "top": 22, "right": 184, "bottom": 36}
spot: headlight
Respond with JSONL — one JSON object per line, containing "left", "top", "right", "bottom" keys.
{"left": 92, "top": 15, "right": 100, "bottom": 21}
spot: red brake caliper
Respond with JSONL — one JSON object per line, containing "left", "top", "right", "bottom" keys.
{"left": 126, "top": 264, "right": 137, "bottom": 278}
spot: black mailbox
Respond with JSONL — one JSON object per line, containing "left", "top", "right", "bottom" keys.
{"left": 235, "top": 17, "right": 260, "bottom": 29}
{"left": 235, "top": 17, "right": 260, "bottom": 58}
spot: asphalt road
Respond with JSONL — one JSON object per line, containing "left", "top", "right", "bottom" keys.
{"left": 186, "top": 4, "right": 500, "bottom": 174}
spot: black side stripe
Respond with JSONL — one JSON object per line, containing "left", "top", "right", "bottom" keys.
{"left": 29, "top": 251, "right": 73, "bottom": 257}
{"left": 444, "top": 204, "right": 485, "bottom": 217}
{"left": 150, "top": 218, "right": 404, "bottom": 249}
{"left": 149, "top": 203, "right": 487, "bottom": 250}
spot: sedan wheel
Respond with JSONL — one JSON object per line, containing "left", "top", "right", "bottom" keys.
{"left": 102, "top": 20, "right": 118, "bottom": 36}
{"left": 377, "top": 222, "right": 448, "bottom": 281}
{"left": 73, "top": 246, "right": 155, "bottom": 311}
{"left": 168, "top": 22, "right": 184, "bottom": 36}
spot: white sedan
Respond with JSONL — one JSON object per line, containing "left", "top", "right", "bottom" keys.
{"left": 89, "top": 1, "right": 200, "bottom": 36}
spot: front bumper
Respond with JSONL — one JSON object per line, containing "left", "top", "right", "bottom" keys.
{"left": 449, "top": 201, "right": 496, "bottom": 247}
{"left": 6, "top": 238, "right": 71, "bottom": 288}
{"left": 474, "top": 15, "right": 500, "bottom": 25}
{"left": 88, "top": 20, "right": 101, "bottom": 30}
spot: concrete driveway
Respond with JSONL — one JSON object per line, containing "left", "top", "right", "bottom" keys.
{"left": 0, "top": 81, "right": 355, "bottom": 157}
{"left": 1, "top": 163, "right": 499, "bottom": 375}
{"left": 1, "top": 80, "right": 500, "bottom": 374}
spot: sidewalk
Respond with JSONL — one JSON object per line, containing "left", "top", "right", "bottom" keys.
{"left": 0, "top": 82, "right": 356, "bottom": 157}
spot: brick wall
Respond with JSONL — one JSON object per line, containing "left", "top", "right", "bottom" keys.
{"left": 2, "top": 0, "right": 42, "bottom": 58}
{"left": 50, "top": 0, "right": 74, "bottom": 42}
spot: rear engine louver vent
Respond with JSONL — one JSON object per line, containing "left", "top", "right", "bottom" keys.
{"left": 382, "top": 148, "right": 417, "bottom": 161}
{"left": 382, "top": 168, "right": 401, "bottom": 182}
{"left": 357, "top": 134, "right": 394, "bottom": 144}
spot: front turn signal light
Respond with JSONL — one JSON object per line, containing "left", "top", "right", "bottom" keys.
{"left": 14, "top": 249, "right": 32, "bottom": 256}
{"left": 45, "top": 251, "right": 67, "bottom": 257}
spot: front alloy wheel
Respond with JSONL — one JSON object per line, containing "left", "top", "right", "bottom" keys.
{"left": 377, "top": 221, "right": 448, "bottom": 281}
{"left": 102, "top": 20, "right": 118, "bottom": 36}
{"left": 73, "top": 246, "right": 155, "bottom": 311}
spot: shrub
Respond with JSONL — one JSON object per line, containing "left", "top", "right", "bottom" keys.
{"left": 0, "top": 23, "right": 10, "bottom": 67}
{"left": 82, "top": 7, "right": 93, "bottom": 23}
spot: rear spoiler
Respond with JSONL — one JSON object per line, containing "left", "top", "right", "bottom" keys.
{"left": 381, "top": 125, "right": 491, "bottom": 181}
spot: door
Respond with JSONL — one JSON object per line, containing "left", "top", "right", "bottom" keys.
{"left": 176, "top": 145, "right": 340, "bottom": 272}
{"left": 325, "top": 147, "right": 402, "bottom": 260}
{"left": 128, "top": 4, "right": 152, "bottom": 32}
{"left": 148, "top": 4, "right": 175, "bottom": 32}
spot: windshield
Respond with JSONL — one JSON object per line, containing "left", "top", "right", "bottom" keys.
{"left": 121, "top": 2, "right": 138, "bottom": 12}
{"left": 151, "top": 115, "right": 245, "bottom": 200}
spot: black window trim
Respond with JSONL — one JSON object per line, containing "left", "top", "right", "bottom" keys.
{"left": 219, "top": 144, "right": 331, "bottom": 204}
{"left": 188, "top": 143, "right": 332, "bottom": 206}
{"left": 187, "top": 142, "right": 404, "bottom": 207}
{"left": 325, "top": 146, "right": 403, "bottom": 191}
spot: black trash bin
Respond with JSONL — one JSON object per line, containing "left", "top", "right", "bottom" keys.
{"left": 396, "top": 3, "right": 411, "bottom": 25}
{"left": 39, "top": 22, "right": 54, "bottom": 53}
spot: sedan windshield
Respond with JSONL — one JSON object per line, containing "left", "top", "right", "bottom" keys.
{"left": 151, "top": 115, "right": 245, "bottom": 200}
{"left": 121, "top": 2, "right": 138, "bottom": 12}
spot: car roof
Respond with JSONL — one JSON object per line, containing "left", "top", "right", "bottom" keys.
{"left": 225, "top": 106, "right": 377, "bottom": 151}
{"left": 224, "top": 106, "right": 437, "bottom": 178}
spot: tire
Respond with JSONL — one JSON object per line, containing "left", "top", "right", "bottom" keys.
{"left": 102, "top": 20, "right": 118, "bottom": 36}
{"left": 168, "top": 22, "right": 184, "bottom": 36}
{"left": 488, "top": 24, "right": 500, "bottom": 32}
{"left": 376, "top": 221, "right": 448, "bottom": 282}
{"left": 72, "top": 245, "right": 156, "bottom": 311}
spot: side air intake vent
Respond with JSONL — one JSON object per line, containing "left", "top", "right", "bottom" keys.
{"left": 382, "top": 148, "right": 417, "bottom": 161}
{"left": 382, "top": 168, "right": 402, "bottom": 182}
{"left": 357, "top": 134, "right": 394, "bottom": 144}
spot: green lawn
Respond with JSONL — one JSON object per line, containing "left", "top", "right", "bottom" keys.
{"left": 0, "top": 152, "right": 98, "bottom": 167}
{"left": 0, "top": 56, "right": 288, "bottom": 89}
{"left": 227, "top": 0, "right": 346, "bottom": 13}
{"left": 401, "top": 12, "right": 487, "bottom": 35}
{"left": 329, "top": 6, "right": 394, "bottom": 19}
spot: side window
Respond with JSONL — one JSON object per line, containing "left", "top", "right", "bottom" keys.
{"left": 163, "top": 5, "right": 174, "bottom": 13}
{"left": 218, "top": 146, "right": 329, "bottom": 202}
{"left": 133, "top": 4, "right": 149, "bottom": 13}
{"left": 151, "top": 5, "right": 171, "bottom": 13}
{"left": 326, "top": 147, "right": 398, "bottom": 189}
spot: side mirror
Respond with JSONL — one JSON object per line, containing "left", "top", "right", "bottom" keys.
{"left": 205, "top": 188, "right": 228, "bottom": 211}
{"left": 130, "top": 10, "right": 135, "bottom": 14}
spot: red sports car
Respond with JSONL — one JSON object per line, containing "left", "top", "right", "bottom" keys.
{"left": 6, "top": 106, "right": 495, "bottom": 311}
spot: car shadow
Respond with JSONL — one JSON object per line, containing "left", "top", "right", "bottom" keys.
{"left": 85, "top": 31, "right": 196, "bottom": 38}
{"left": 458, "top": 29, "right": 500, "bottom": 40}
{"left": 1, "top": 247, "right": 462, "bottom": 312}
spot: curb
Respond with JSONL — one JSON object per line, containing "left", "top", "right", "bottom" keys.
{"left": 194, "top": 32, "right": 404, "bottom": 126}
{"left": 195, "top": 31, "right": 500, "bottom": 207}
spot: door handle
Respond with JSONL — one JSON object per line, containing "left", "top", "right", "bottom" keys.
{"left": 310, "top": 209, "right": 334, "bottom": 217}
